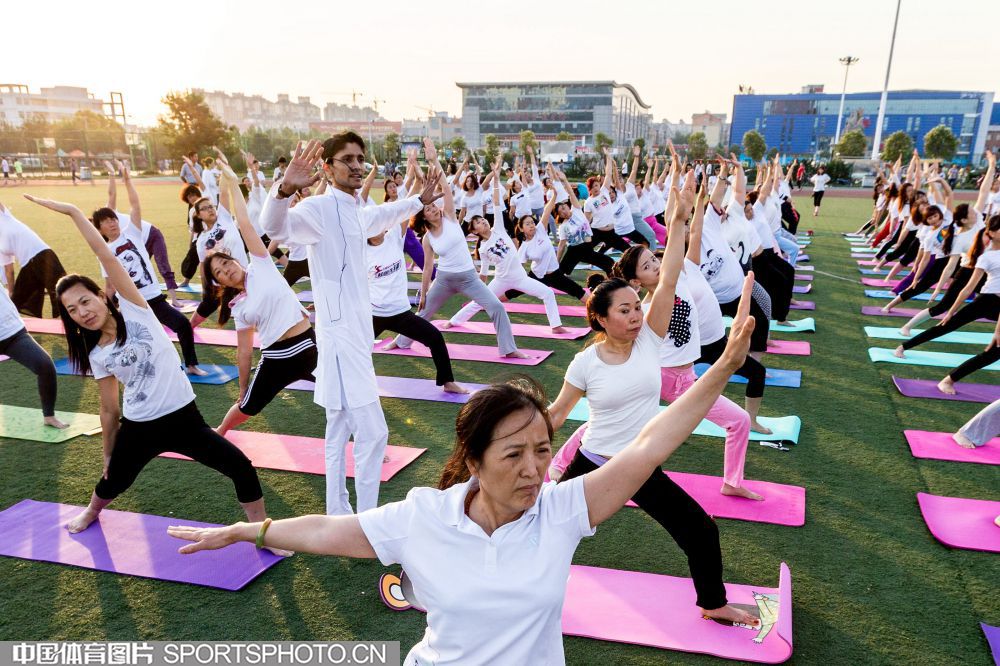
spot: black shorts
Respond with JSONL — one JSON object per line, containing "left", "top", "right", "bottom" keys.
{"left": 239, "top": 328, "right": 317, "bottom": 416}
{"left": 812, "top": 191, "right": 825, "bottom": 207}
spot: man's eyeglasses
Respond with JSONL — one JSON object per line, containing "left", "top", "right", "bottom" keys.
{"left": 325, "top": 156, "right": 366, "bottom": 169}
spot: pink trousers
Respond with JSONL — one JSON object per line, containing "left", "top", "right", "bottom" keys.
{"left": 645, "top": 215, "right": 667, "bottom": 246}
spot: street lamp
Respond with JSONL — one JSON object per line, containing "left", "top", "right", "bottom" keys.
{"left": 871, "top": 0, "right": 903, "bottom": 161}
{"left": 833, "top": 56, "right": 860, "bottom": 149}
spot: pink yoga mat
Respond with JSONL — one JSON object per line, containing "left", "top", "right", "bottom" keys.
{"left": 861, "top": 278, "right": 900, "bottom": 288}
{"left": 796, "top": 265, "right": 814, "bottom": 272}
{"left": 860, "top": 306, "right": 991, "bottom": 322}
{"left": 795, "top": 274, "right": 813, "bottom": 282}
{"left": 916, "top": 492, "right": 1000, "bottom": 553}
{"left": 766, "top": 340, "right": 810, "bottom": 356}
{"left": 431, "top": 320, "right": 590, "bottom": 340}
{"left": 563, "top": 562, "right": 793, "bottom": 663}
{"left": 857, "top": 259, "right": 879, "bottom": 266}
{"left": 893, "top": 376, "right": 1000, "bottom": 404}
{"left": 160, "top": 431, "right": 425, "bottom": 481}
{"left": 789, "top": 301, "right": 815, "bottom": 311}
{"left": 288, "top": 375, "right": 485, "bottom": 404}
{"left": 792, "top": 284, "right": 811, "bottom": 294}
{"left": 374, "top": 339, "right": 551, "bottom": 365}
{"left": 500, "top": 302, "right": 587, "bottom": 318}
{"left": 903, "top": 430, "right": 1000, "bottom": 466}
{"left": 625, "top": 472, "right": 805, "bottom": 526}
{"left": 0, "top": 499, "right": 282, "bottom": 590}
{"left": 22, "top": 317, "right": 256, "bottom": 348}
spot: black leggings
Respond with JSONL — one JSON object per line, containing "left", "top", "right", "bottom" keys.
{"left": 719, "top": 293, "right": 770, "bottom": 353}
{"left": 0, "top": 328, "right": 57, "bottom": 416}
{"left": 148, "top": 295, "right": 198, "bottom": 367}
{"left": 12, "top": 249, "right": 66, "bottom": 318}
{"left": 885, "top": 232, "right": 919, "bottom": 266}
{"left": 592, "top": 227, "right": 630, "bottom": 254}
{"left": 95, "top": 400, "right": 262, "bottom": 503}
{"left": 559, "top": 241, "right": 615, "bottom": 276}
{"left": 624, "top": 229, "right": 651, "bottom": 247}
{"left": 283, "top": 259, "right": 310, "bottom": 287}
{"left": 196, "top": 284, "right": 220, "bottom": 319}
{"left": 902, "top": 293, "right": 1000, "bottom": 351}
{"left": 949, "top": 345, "right": 1000, "bottom": 382}
{"left": 505, "top": 270, "right": 586, "bottom": 302}
{"left": 928, "top": 266, "right": 984, "bottom": 317}
{"left": 240, "top": 328, "right": 317, "bottom": 415}
{"left": 698, "top": 335, "right": 767, "bottom": 398}
{"left": 560, "top": 450, "right": 727, "bottom": 611}
{"left": 180, "top": 240, "right": 200, "bottom": 281}
{"left": 373, "top": 309, "right": 454, "bottom": 385}
{"left": 752, "top": 250, "right": 793, "bottom": 322}
{"left": 898, "top": 257, "right": 948, "bottom": 303}
{"left": 875, "top": 222, "right": 904, "bottom": 260}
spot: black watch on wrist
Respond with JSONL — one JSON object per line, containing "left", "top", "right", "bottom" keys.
{"left": 276, "top": 184, "right": 295, "bottom": 200}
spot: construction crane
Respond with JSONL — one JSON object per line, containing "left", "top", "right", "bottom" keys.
{"left": 324, "top": 90, "right": 365, "bottom": 105}
{"left": 371, "top": 98, "right": 387, "bottom": 115}
{"left": 414, "top": 105, "right": 437, "bottom": 116}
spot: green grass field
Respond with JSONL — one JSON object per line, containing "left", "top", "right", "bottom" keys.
{"left": 0, "top": 182, "right": 997, "bottom": 664}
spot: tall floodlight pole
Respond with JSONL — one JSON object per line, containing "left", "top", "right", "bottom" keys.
{"left": 871, "top": 0, "right": 902, "bottom": 161}
{"left": 833, "top": 56, "right": 860, "bottom": 149}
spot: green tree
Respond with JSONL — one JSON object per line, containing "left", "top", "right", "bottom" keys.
{"left": 766, "top": 147, "right": 779, "bottom": 161}
{"left": 742, "top": 130, "right": 767, "bottom": 163}
{"left": 483, "top": 134, "right": 500, "bottom": 165}
{"left": 157, "top": 91, "right": 229, "bottom": 157}
{"left": 384, "top": 133, "right": 400, "bottom": 162}
{"left": 632, "top": 137, "right": 646, "bottom": 155}
{"left": 687, "top": 132, "right": 708, "bottom": 160}
{"left": 594, "top": 132, "right": 614, "bottom": 154}
{"left": 52, "top": 111, "right": 126, "bottom": 155}
{"left": 449, "top": 136, "right": 467, "bottom": 156}
{"left": 519, "top": 130, "right": 537, "bottom": 153}
{"left": 672, "top": 131, "right": 691, "bottom": 145}
{"left": 835, "top": 129, "right": 867, "bottom": 157}
{"left": 555, "top": 130, "right": 574, "bottom": 141}
{"left": 923, "top": 125, "right": 959, "bottom": 161}
{"left": 881, "top": 131, "right": 914, "bottom": 163}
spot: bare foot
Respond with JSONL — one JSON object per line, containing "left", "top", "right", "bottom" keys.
{"left": 937, "top": 377, "right": 956, "bottom": 395}
{"left": 898, "top": 326, "right": 912, "bottom": 337}
{"left": 893, "top": 345, "right": 905, "bottom": 359}
{"left": 263, "top": 546, "right": 294, "bottom": 557}
{"left": 67, "top": 508, "right": 99, "bottom": 533}
{"left": 551, "top": 326, "right": 567, "bottom": 334}
{"left": 951, "top": 431, "right": 976, "bottom": 449}
{"left": 43, "top": 416, "right": 69, "bottom": 429}
{"left": 440, "top": 321, "right": 454, "bottom": 329}
{"left": 721, "top": 483, "right": 764, "bottom": 501}
{"left": 505, "top": 350, "right": 531, "bottom": 359}
{"left": 179, "top": 280, "right": 190, "bottom": 288}
{"left": 381, "top": 340, "right": 399, "bottom": 351}
{"left": 750, "top": 420, "right": 773, "bottom": 435}
{"left": 703, "top": 604, "right": 760, "bottom": 627}
{"left": 443, "top": 381, "right": 470, "bottom": 394}
{"left": 881, "top": 305, "right": 892, "bottom": 313}
{"left": 186, "top": 365, "right": 209, "bottom": 376}
{"left": 789, "top": 299, "right": 802, "bottom": 306}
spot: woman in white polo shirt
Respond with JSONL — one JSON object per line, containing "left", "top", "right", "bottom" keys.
{"left": 200, "top": 162, "right": 317, "bottom": 436}
{"left": 168, "top": 272, "right": 759, "bottom": 666}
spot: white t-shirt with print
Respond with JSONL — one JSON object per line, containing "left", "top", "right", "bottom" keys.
{"left": 478, "top": 220, "right": 525, "bottom": 281}
{"left": 519, "top": 233, "right": 560, "bottom": 278}
{"left": 642, "top": 269, "right": 701, "bottom": 367}
{"left": 583, "top": 188, "right": 616, "bottom": 231}
{"left": 100, "top": 215, "right": 161, "bottom": 301}
{"left": 195, "top": 207, "right": 249, "bottom": 266}
{"left": 231, "top": 254, "right": 309, "bottom": 349}
{"left": 684, "top": 257, "right": 726, "bottom": 345}
{"left": 366, "top": 225, "right": 411, "bottom": 318}
{"left": 609, "top": 192, "right": 635, "bottom": 234}
{"left": 975, "top": 249, "right": 1000, "bottom": 294}
{"left": 698, "top": 205, "right": 745, "bottom": 304}
{"left": 557, "top": 210, "right": 592, "bottom": 247}
{"left": 89, "top": 298, "right": 195, "bottom": 422}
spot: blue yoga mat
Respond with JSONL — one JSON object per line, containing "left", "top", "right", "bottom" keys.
{"left": 858, "top": 268, "right": 909, "bottom": 276}
{"left": 868, "top": 347, "right": 1000, "bottom": 371}
{"left": 865, "top": 290, "right": 942, "bottom": 301}
{"left": 160, "top": 282, "right": 202, "bottom": 294}
{"left": 565, "top": 399, "right": 801, "bottom": 443}
{"left": 54, "top": 358, "right": 239, "bottom": 385}
{"left": 864, "top": 326, "right": 993, "bottom": 345}
{"left": 723, "top": 316, "right": 815, "bottom": 333}
{"left": 694, "top": 364, "right": 801, "bottom": 388}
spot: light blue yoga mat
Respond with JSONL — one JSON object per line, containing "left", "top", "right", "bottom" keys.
{"left": 859, "top": 268, "right": 909, "bottom": 276}
{"left": 723, "top": 316, "right": 815, "bottom": 333}
{"left": 868, "top": 347, "right": 1000, "bottom": 371}
{"left": 864, "top": 326, "right": 993, "bottom": 345}
{"left": 53, "top": 358, "right": 239, "bottom": 385}
{"left": 160, "top": 283, "right": 202, "bottom": 294}
{"left": 865, "top": 290, "right": 941, "bottom": 301}
{"left": 565, "top": 399, "right": 801, "bottom": 443}
{"left": 693, "top": 363, "right": 802, "bottom": 388}
{"left": 852, "top": 247, "right": 877, "bottom": 254}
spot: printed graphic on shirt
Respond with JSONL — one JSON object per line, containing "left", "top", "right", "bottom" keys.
{"left": 114, "top": 239, "right": 154, "bottom": 291}
{"left": 700, "top": 249, "right": 726, "bottom": 281}
{"left": 100, "top": 320, "right": 156, "bottom": 406}
{"left": 204, "top": 225, "right": 228, "bottom": 253}
{"left": 370, "top": 258, "right": 403, "bottom": 282}
{"left": 668, "top": 296, "right": 692, "bottom": 347}
{"left": 484, "top": 237, "right": 513, "bottom": 264}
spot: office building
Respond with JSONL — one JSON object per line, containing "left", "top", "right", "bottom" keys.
{"left": 195, "top": 89, "right": 321, "bottom": 131}
{"left": 0, "top": 84, "right": 105, "bottom": 126}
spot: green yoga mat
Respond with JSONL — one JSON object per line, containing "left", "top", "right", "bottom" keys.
{"left": 0, "top": 405, "right": 101, "bottom": 443}
{"left": 864, "top": 326, "right": 992, "bottom": 345}
{"left": 724, "top": 317, "right": 815, "bottom": 333}
{"left": 868, "top": 347, "right": 1000, "bottom": 371}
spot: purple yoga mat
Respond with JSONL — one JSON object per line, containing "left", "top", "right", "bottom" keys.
{"left": 374, "top": 340, "right": 551, "bottom": 365}
{"left": 916, "top": 492, "right": 1000, "bottom": 553}
{"left": 0, "top": 500, "right": 282, "bottom": 589}
{"left": 766, "top": 340, "right": 811, "bottom": 356}
{"left": 796, "top": 265, "right": 814, "bottom": 272}
{"left": 288, "top": 375, "right": 485, "bottom": 404}
{"left": 795, "top": 274, "right": 813, "bottom": 281}
{"left": 982, "top": 624, "right": 1000, "bottom": 666}
{"left": 431, "top": 320, "right": 591, "bottom": 340}
{"left": 792, "top": 284, "right": 811, "bottom": 294}
{"left": 892, "top": 376, "right": 1000, "bottom": 404}
{"left": 789, "top": 301, "right": 815, "bottom": 311}
{"left": 903, "top": 430, "right": 1000, "bottom": 466}
{"left": 499, "top": 302, "right": 588, "bottom": 318}
{"left": 860, "top": 306, "right": 991, "bottom": 323}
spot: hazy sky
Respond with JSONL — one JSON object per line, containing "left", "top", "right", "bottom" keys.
{"left": 11, "top": 0, "right": 998, "bottom": 127}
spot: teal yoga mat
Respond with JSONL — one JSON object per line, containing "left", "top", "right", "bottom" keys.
{"left": 724, "top": 316, "right": 815, "bottom": 333}
{"left": 865, "top": 290, "right": 942, "bottom": 301}
{"left": 864, "top": 326, "right": 993, "bottom": 345}
{"left": 868, "top": 347, "right": 1000, "bottom": 371}
{"left": 566, "top": 399, "right": 801, "bottom": 443}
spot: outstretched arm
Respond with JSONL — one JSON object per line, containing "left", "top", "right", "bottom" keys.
{"left": 687, "top": 182, "right": 709, "bottom": 264}
{"left": 24, "top": 195, "right": 145, "bottom": 308}
{"left": 168, "top": 514, "right": 376, "bottom": 558}
{"left": 646, "top": 173, "right": 695, "bottom": 337}
{"left": 360, "top": 158, "right": 379, "bottom": 203}
{"left": 218, "top": 161, "right": 268, "bottom": 258}
{"left": 119, "top": 161, "right": 142, "bottom": 229}
{"left": 105, "top": 161, "right": 117, "bottom": 210}
{"left": 975, "top": 151, "right": 996, "bottom": 213}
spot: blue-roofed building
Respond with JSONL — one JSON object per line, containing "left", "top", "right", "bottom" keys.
{"left": 730, "top": 88, "right": 994, "bottom": 164}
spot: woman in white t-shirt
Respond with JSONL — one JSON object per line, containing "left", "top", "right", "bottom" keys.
{"left": 93, "top": 162, "right": 205, "bottom": 376}
{"left": 189, "top": 178, "right": 249, "bottom": 328}
{"left": 509, "top": 214, "right": 587, "bottom": 301}
{"left": 200, "top": 163, "right": 317, "bottom": 435}
{"left": 448, "top": 163, "right": 565, "bottom": 333}
{"left": 0, "top": 202, "right": 66, "bottom": 318}
{"left": 582, "top": 151, "right": 630, "bottom": 255}
{"left": 809, "top": 165, "right": 831, "bottom": 216}
{"left": 545, "top": 175, "right": 760, "bottom": 627}
{"left": 457, "top": 170, "right": 485, "bottom": 224}
{"left": 393, "top": 151, "right": 527, "bottom": 359}
{"left": 169, "top": 295, "right": 758, "bottom": 666}
{"left": 25, "top": 193, "right": 283, "bottom": 547}
{"left": 543, "top": 169, "right": 615, "bottom": 277}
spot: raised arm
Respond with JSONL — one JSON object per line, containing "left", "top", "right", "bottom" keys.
{"left": 558, "top": 169, "right": 581, "bottom": 209}
{"left": 360, "top": 157, "right": 379, "bottom": 203}
{"left": 584, "top": 273, "right": 755, "bottom": 527}
{"left": 645, "top": 173, "right": 695, "bottom": 337}
{"left": 602, "top": 149, "right": 614, "bottom": 190}
{"left": 218, "top": 161, "right": 267, "bottom": 258}
{"left": 104, "top": 161, "right": 118, "bottom": 210}
{"left": 260, "top": 140, "right": 325, "bottom": 243}
{"left": 24, "top": 195, "right": 145, "bottom": 308}
{"left": 490, "top": 159, "right": 503, "bottom": 230}
{"left": 687, "top": 182, "right": 709, "bottom": 264}
{"left": 118, "top": 160, "right": 142, "bottom": 229}
{"left": 710, "top": 158, "right": 731, "bottom": 209}
{"left": 975, "top": 151, "right": 996, "bottom": 213}
{"left": 628, "top": 145, "right": 640, "bottom": 184}
{"left": 182, "top": 155, "right": 206, "bottom": 191}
